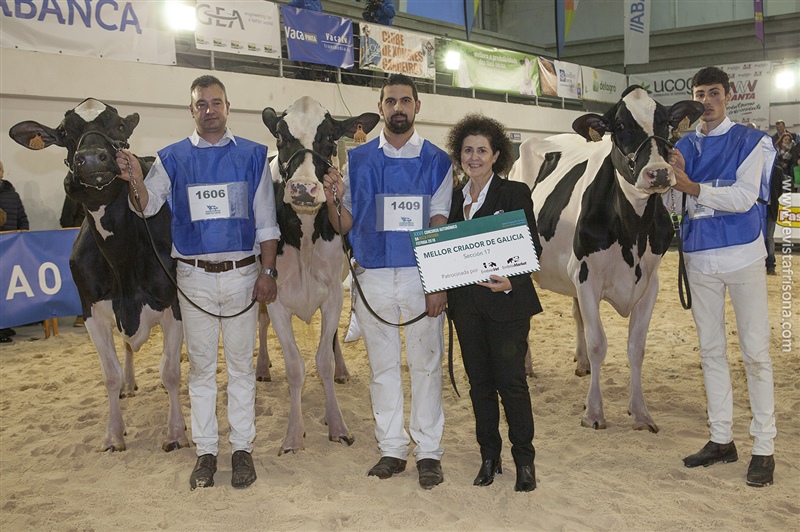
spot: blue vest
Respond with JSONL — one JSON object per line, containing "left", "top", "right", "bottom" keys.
{"left": 348, "top": 138, "right": 451, "bottom": 268}
{"left": 676, "top": 124, "right": 773, "bottom": 253}
{"left": 159, "top": 137, "right": 267, "bottom": 255}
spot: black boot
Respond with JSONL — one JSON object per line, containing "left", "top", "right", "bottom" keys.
{"left": 473, "top": 458, "right": 502, "bottom": 486}
{"left": 514, "top": 464, "right": 536, "bottom": 492}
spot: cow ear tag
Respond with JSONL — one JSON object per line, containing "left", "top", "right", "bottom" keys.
{"left": 677, "top": 116, "right": 691, "bottom": 133}
{"left": 29, "top": 133, "right": 45, "bottom": 150}
{"left": 354, "top": 124, "right": 367, "bottom": 144}
{"left": 588, "top": 127, "right": 603, "bottom": 142}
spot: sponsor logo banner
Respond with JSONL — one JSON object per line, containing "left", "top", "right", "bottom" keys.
{"left": 0, "top": 229, "right": 81, "bottom": 329}
{"left": 540, "top": 58, "right": 582, "bottom": 99}
{"left": 359, "top": 24, "right": 435, "bottom": 80}
{"left": 282, "top": 6, "right": 353, "bottom": 69}
{"left": 629, "top": 61, "right": 771, "bottom": 128}
{"left": 195, "top": 0, "right": 281, "bottom": 59}
{"left": 448, "top": 40, "right": 539, "bottom": 96}
{"left": 580, "top": 66, "right": 625, "bottom": 103}
{"left": 0, "top": 0, "right": 176, "bottom": 65}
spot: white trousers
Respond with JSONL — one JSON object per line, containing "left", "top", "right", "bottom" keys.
{"left": 177, "top": 260, "right": 259, "bottom": 457}
{"left": 688, "top": 260, "right": 776, "bottom": 455}
{"left": 354, "top": 267, "right": 445, "bottom": 461}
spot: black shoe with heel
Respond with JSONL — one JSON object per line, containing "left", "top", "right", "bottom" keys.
{"left": 683, "top": 441, "right": 738, "bottom": 468}
{"left": 514, "top": 464, "right": 536, "bottom": 492}
{"left": 473, "top": 458, "right": 502, "bottom": 486}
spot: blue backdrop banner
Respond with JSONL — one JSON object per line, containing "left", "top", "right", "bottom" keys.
{"left": 281, "top": 6, "right": 354, "bottom": 68}
{"left": 0, "top": 229, "right": 81, "bottom": 329}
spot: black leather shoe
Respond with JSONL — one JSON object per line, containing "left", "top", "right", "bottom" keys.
{"left": 473, "top": 458, "right": 502, "bottom": 487}
{"left": 514, "top": 465, "right": 536, "bottom": 492}
{"left": 683, "top": 441, "right": 738, "bottom": 468}
{"left": 746, "top": 455, "right": 774, "bottom": 487}
{"left": 231, "top": 450, "right": 257, "bottom": 489}
{"left": 417, "top": 459, "right": 444, "bottom": 490}
{"left": 189, "top": 454, "right": 217, "bottom": 490}
{"left": 367, "top": 456, "right": 407, "bottom": 479}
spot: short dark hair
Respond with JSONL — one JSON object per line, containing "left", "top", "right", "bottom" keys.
{"left": 445, "top": 113, "right": 514, "bottom": 176}
{"left": 691, "top": 66, "right": 730, "bottom": 95}
{"left": 380, "top": 73, "right": 418, "bottom": 103}
{"left": 190, "top": 75, "right": 227, "bottom": 100}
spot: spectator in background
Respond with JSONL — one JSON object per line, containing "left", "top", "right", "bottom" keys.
{"left": 362, "top": 0, "right": 394, "bottom": 25}
{"left": 775, "top": 132, "right": 796, "bottom": 177}
{"left": 771, "top": 120, "right": 796, "bottom": 147}
{"left": 0, "top": 160, "right": 29, "bottom": 343}
{"left": 0, "top": 161, "right": 29, "bottom": 232}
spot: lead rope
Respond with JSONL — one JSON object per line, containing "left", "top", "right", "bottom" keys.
{"left": 123, "top": 153, "right": 256, "bottom": 319}
{"left": 332, "top": 184, "right": 459, "bottom": 396}
{"left": 669, "top": 189, "right": 692, "bottom": 310}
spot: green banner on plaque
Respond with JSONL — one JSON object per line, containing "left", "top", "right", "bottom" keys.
{"left": 410, "top": 210, "right": 539, "bottom": 293}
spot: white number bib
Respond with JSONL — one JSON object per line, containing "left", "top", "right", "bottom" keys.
{"left": 376, "top": 194, "right": 429, "bottom": 232}
{"left": 187, "top": 182, "right": 249, "bottom": 221}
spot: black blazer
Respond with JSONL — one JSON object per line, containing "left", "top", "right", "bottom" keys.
{"left": 446, "top": 176, "right": 543, "bottom": 322}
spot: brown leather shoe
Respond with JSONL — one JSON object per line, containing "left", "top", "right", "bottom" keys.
{"left": 189, "top": 454, "right": 217, "bottom": 490}
{"left": 746, "top": 455, "right": 774, "bottom": 487}
{"left": 417, "top": 459, "right": 443, "bottom": 490}
{"left": 367, "top": 456, "right": 407, "bottom": 479}
{"left": 683, "top": 441, "right": 738, "bottom": 468}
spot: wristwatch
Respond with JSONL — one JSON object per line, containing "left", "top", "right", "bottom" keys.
{"left": 260, "top": 267, "right": 278, "bottom": 279}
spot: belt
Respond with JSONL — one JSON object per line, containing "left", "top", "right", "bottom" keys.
{"left": 177, "top": 255, "right": 256, "bottom": 273}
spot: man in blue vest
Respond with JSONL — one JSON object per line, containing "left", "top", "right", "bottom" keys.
{"left": 668, "top": 66, "right": 777, "bottom": 487}
{"left": 116, "top": 75, "right": 280, "bottom": 491}
{"left": 323, "top": 73, "right": 452, "bottom": 489}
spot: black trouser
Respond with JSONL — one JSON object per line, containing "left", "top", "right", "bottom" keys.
{"left": 453, "top": 303, "right": 535, "bottom": 468}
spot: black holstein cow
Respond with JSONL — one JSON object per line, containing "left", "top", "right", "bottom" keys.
{"left": 509, "top": 86, "right": 703, "bottom": 432}
{"left": 260, "top": 96, "right": 379, "bottom": 454}
{"left": 10, "top": 99, "right": 188, "bottom": 452}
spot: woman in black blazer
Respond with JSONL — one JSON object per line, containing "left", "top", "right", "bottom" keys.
{"left": 445, "top": 114, "right": 543, "bottom": 492}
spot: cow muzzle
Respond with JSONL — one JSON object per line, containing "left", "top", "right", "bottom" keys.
{"left": 636, "top": 163, "right": 675, "bottom": 193}
{"left": 68, "top": 130, "right": 129, "bottom": 190}
{"left": 284, "top": 180, "right": 326, "bottom": 213}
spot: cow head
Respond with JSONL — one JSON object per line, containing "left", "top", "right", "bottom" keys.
{"left": 9, "top": 98, "right": 139, "bottom": 205}
{"left": 263, "top": 96, "right": 380, "bottom": 215}
{"left": 572, "top": 86, "right": 703, "bottom": 194}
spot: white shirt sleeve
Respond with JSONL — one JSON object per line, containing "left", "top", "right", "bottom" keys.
{"left": 254, "top": 158, "right": 281, "bottom": 243}
{"left": 128, "top": 156, "right": 171, "bottom": 218}
{"left": 429, "top": 163, "right": 454, "bottom": 220}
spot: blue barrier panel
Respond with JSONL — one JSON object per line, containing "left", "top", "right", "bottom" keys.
{"left": 0, "top": 229, "right": 81, "bottom": 329}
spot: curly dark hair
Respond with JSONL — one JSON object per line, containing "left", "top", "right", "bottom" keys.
{"left": 445, "top": 113, "right": 514, "bottom": 176}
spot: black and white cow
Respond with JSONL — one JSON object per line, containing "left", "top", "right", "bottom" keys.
{"left": 509, "top": 86, "right": 703, "bottom": 432}
{"left": 261, "top": 96, "right": 380, "bottom": 454}
{"left": 9, "top": 99, "right": 188, "bottom": 452}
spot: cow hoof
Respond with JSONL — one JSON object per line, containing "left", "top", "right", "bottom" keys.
{"left": 256, "top": 375, "right": 272, "bottom": 382}
{"left": 162, "top": 439, "right": 191, "bottom": 452}
{"left": 334, "top": 376, "right": 350, "bottom": 384}
{"left": 278, "top": 447, "right": 302, "bottom": 456}
{"left": 581, "top": 418, "right": 606, "bottom": 430}
{"left": 99, "top": 443, "right": 126, "bottom": 452}
{"left": 574, "top": 368, "right": 590, "bottom": 377}
{"left": 632, "top": 422, "right": 659, "bottom": 434}
{"left": 330, "top": 434, "right": 355, "bottom": 446}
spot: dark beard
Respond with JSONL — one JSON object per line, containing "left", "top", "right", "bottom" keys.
{"left": 385, "top": 114, "right": 413, "bottom": 135}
